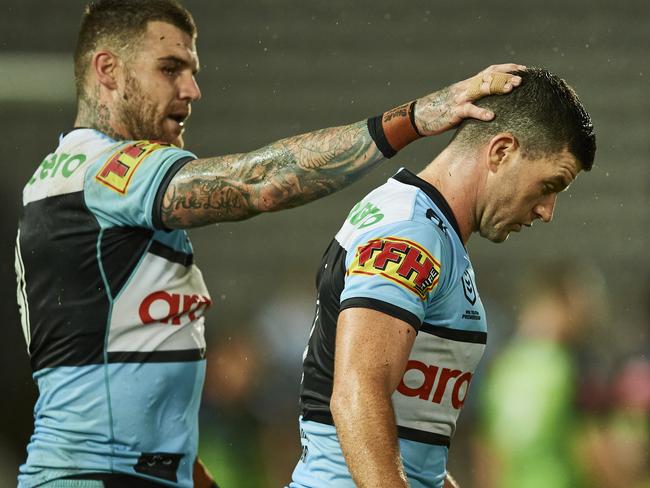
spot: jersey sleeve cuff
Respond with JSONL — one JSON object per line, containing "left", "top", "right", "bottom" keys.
{"left": 152, "top": 156, "right": 196, "bottom": 231}
{"left": 340, "top": 297, "right": 421, "bottom": 331}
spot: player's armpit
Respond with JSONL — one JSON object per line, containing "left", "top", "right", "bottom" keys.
{"left": 330, "top": 307, "right": 417, "bottom": 488}
{"left": 160, "top": 121, "right": 383, "bottom": 228}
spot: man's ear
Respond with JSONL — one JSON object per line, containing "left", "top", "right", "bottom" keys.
{"left": 91, "top": 50, "right": 119, "bottom": 90}
{"left": 486, "top": 132, "right": 519, "bottom": 173}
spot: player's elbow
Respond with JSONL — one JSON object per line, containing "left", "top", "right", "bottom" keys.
{"left": 330, "top": 374, "right": 369, "bottom": 427}
{"left": 255, "top": 184, "right": 285, "bottom": 212}
{"left": 330, "top": 380, "right": 355, "bottom": 424}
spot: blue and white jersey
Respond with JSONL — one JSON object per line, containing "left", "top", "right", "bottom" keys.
{"left": 292, "top": 168, "right": 488, "bottom": 488}
{"left": 15, "top": 128, "right": 209, "bottom": 487}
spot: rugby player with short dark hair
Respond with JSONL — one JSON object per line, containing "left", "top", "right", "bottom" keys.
{"left": 292, "top": 67, "right": 595, "bottom": 487}
{"left": 15, "top": 0, "right": 524, "bottom": 486}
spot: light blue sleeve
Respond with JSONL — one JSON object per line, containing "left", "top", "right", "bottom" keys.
{"left": 84, "top": 140, "right": 196, "bottom": 230}
{"left": 340, "top": 220, "right": 446, "bottom": 328}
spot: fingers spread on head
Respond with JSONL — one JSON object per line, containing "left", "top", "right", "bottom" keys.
{"left": 466, "top": 72, "right": 520, "bottom": 100}
{"left": 473, "top": 105, "right": 495, "bottom": 121}
{"left": 488, "top": 72, "right": 513, "bottom": 94}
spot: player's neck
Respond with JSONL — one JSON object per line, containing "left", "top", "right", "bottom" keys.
{"left": 74, "top": 92, "right": 125, "bottom": 141}
{"left": 417, "top": 146, "right": 481, "bottom": 245}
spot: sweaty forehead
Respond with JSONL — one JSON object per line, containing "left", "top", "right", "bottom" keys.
{"left": 139, "top": 20, "right": 199, "bottom": 67}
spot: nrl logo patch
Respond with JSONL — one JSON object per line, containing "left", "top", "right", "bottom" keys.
{"left": 348, "top": 236, "right": 441, "bottom": 300}
{"left": 95, "top": 140, "right": 169, "bottom": 194}
{"left": 462, "top": 269, "right": 477, "bottom": 305}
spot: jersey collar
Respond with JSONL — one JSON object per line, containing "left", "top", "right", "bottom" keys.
{"left": 392, "top": 168, "right": 463, "bottom": 242}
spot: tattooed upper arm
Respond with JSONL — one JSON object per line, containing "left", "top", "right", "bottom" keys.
{"left": 161, "top": 121, "right": 384, "bottom": 229}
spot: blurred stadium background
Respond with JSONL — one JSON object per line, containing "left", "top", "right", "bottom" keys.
{"left": 1, "top": 0, "right": 648, "bottom": 486}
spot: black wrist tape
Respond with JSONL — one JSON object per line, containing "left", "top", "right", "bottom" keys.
{"left": 367, "top": 114, "right": 397, "bottom": 158}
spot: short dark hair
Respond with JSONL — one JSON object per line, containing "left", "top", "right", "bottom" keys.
{"left": 452, "top": 67, "right": 596, "bottom": 170}
{"left": 74, "top": 0, "right": 196, "bottom": 99}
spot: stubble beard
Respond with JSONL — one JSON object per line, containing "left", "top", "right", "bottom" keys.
{"left": 115, "top": 72, "right": 165, "bottom": 143}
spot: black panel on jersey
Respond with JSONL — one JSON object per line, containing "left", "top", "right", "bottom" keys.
{"left": 149, "top": 240, "right": 193, "bottom": 266}
{"left": 100, "top": 226, "right": 153, "bottom": 297}
{"left": 107, "top": 349, "right": 205, "bottom": 363}
{"left": 420, "top": 322, "right": 487, "bottom": 344}
{"left": 151, "top": 156, "right": 195, "bottom": 231}
{"left": 300, "top": 239, "right": 348, "bottom": 422}
{"left": 397, "top": 426, "right": 451, "bottom": 447}
{"left": 134, "top": 452, "right": 183, "bottom": 482}
{"left": 19, "top": 192, "right": 108, "bottom": 371}
{"left": 340, "top": 297, "right": 421, "bottom": 331}
{"left": 393, "top": 169, "right": 462, "bottom": 242}
{"left": 64, "top": 472, "right": 175, "bottom": 487}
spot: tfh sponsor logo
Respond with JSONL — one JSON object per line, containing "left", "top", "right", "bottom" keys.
{"left": 139, "top": 291, "right": 211, "bottom": 325}
{"left": 349, "top": 236, "right": 440, "bottom": 299}
{"left": 397, "top": 360, "right": 473, "bottom": 409}
{"left": 95, "top": 140, "right": 169, "bottom": 194}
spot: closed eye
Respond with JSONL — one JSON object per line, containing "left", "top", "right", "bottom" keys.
{"left": 161, "top": 65, "right": 179, "bottom": 77}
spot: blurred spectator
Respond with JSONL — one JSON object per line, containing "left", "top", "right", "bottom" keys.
{"left": 473, "top": 260, "right": 607, "bottom": 488}
{"left": 200, "top": 331, "right": 267, "bottom": 487}
{"left": 577, "top": 355, "right": 650, "bottom": 488}
{"left": 198, "top": 289, "right": 312, "bottom": 486}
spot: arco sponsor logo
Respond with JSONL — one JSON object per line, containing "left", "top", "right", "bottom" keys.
{"left": 139, "top": 291, "right": 211, "bottom": 326}
{"left": 397, "top": 359, "right": 473, "bottom": 409}
{"left": 348, "top": 236, "right": 440, "bottom": 299}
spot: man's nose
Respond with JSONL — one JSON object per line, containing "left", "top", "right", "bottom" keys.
{"left": 180, "top": 74, "right": 201, "bottom": 102}
{"left": 533, "top": 194, "right": 557, "bottom": 223}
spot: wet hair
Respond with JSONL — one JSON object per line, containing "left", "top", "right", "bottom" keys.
{"left": 74, "top": 0, "right": 196, "bottom": 99}
{"left": 451, "top": 67, "right": 596, "bottom": 170}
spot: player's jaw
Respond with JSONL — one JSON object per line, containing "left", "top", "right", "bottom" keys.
{"left": 163, "top": 105, "right": 191, "bottom": 147}
{"left": 115, "top": 72, "right": 191, "bottom": 147}
{"left": 479, "top": 207, "right": 535, "bottom": 243}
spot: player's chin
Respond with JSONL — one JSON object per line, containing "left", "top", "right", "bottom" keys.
{"left": 158, "top": 131, "right": 184, "bottom": 148}
{"left": 481, "top": 226, "right": 510, "bottom": 243}
{"left": 491, "top": 232, "right": 510, "bottom": 243}
{"left": 162, "top": 120, "right": 186, "bottom": 147}
{"left": 171, "top": 134, "right": 185, "bottom": 148}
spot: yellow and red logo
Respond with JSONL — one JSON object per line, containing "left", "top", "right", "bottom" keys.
{"left": 348, "top": 236, "right": 441, "bottom": 300}
{"left": 95, "top": 140, "right": 169, "bottom": 194}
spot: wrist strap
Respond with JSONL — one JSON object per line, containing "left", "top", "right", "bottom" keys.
{"left": 367, "top": 101, "right": 422, "bottom": 158}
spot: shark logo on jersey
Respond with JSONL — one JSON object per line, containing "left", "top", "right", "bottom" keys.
{"left": 348, "top": 236, "right": 440, "bottom": 299}
{"left": 95, "top": 140, "right": 169, "bottom": 194}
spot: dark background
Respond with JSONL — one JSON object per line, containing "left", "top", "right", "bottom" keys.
{"left": 1, "top": 0, "right": 648, "bottom": 486}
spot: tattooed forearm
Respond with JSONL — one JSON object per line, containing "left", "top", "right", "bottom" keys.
{"left": 161, "top": 120, "right": 384, "bottom": 228}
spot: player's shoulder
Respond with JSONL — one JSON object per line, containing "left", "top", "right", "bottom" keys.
{"left": 335, "top": 168, "right": 453, "bottom": 252}
{"left": 23, "top": 128, "right": 120, "bottom": 204}
{"left": 89, "top": 137, "right": 193, "bottom": 191}
{"left": 88, "top": 134, "right": 196, "bottom": 171}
